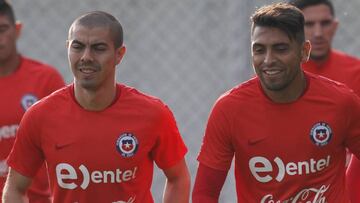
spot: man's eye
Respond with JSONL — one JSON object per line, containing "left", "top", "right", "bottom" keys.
{"left": 321, "top": 20, "right": 332, "bottom": 27}
{"left": 94, "top": 46, "right": 107, "bottom": 51}
{"left": 276, "top": 47, "right": 287, "bottom": 51}
{"left": 0, "top": 26, "right": 9, "bottom": 33}
{"left": 71, "top": 44, "right": 82, "bottom": 50}
{"left": 253, "top": 47, "right": 264, "bottom": 54}
{"left": 274, "top": 45, "right": 288, "bottom": 52}
{"left": 71, "top": 44, "right": 84, "bottom": 50}
{"left": 304, "top": 22, "right": 314, "bottom": 27}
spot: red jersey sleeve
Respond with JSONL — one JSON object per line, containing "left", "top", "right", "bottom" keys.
{"left": 151, "top": 106, "right": 187, "bottom": 169}
{"left": 346, "top": 157, "right": 360, "bottom": 203}
{"left": 192, "top": 163, "right": 228, "bottom": 203}
{"left": 197, "top": 98, "right": 234, "bottom": 171}
{"left": 345, "top": 93, "right": 360, "bottom": 158}
{"left": 343, "top": 88, "right": 360, "bottom": 203}
{"left": 7, "top": 106, "right": 45, "bottom": 177}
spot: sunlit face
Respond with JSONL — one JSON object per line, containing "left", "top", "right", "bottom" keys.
{"left": 67, "top": 24, "right": 125, "bottom": 90}
{"left": 251, "top": 26, "right": 310, "bottom": 93}
{"left": 302, "top": 4, "right": 338, "bottom": 60}
{"left": 0, "top": 14, "right": 19, "bottom": 63}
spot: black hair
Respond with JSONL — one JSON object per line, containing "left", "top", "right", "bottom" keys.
{"left": 70, "top": 11, "right": 123, "bottom": 48}
{"left": 289, "top": 0, "right": 335, "bottom": 16}
{"left": 0, "top": 0, "right": 16, "bottom": 24}
{"left": 251, "top": 3, "right": 305, "bottom": 43}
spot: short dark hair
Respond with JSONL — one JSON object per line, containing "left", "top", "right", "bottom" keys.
{"left": 289, "top": 0, "right": 335, "bottom": 16}
{"left": 251, "top": 3, "right": 305, "bottom": 44}
{"left": 70, "top": 11, "right": 123, "bottom": 48}
{"left": 0, "top": 0, "right": 16, "bottom": 24}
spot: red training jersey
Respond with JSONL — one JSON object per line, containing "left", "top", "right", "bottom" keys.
{"left": 0, "top": 56, "right": 64, "bottom": 202}
{"left": 8, "top": 84, "right": 187, "bottom": 203}
{"left": 302, "top": 49, "right": 360, "bottom": 95}
{"left": 197, "top": 72, "right": 360, "bottom": 202}
{"left": 302, "top": 49, "right": 360, "bottom": 202}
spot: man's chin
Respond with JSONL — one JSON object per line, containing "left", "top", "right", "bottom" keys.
{"left": 76, "top": 81, "right": 98, "bottom": 91}
{"left": 310, "top": 52, "right": 329, "bottom": 61}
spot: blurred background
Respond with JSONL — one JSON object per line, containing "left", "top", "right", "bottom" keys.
{"left": 11, "top": 0, "right": 360, "bottom": 202}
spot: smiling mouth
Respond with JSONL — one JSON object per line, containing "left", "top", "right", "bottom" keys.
{"left": 264, "top": 69, "right": 282, "bottom": 76}
{"left": 80, "top": 68, "right": 96, "bottom": 74}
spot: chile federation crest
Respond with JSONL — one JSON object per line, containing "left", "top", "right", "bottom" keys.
{"left": 310, "top": 122, "right": 332, "bottom": 147}
{"left": 116, "top": 133, "right": 139, "bottom": 158}
{"left": 21, "top": 94, "right": 38, "bottom": 111}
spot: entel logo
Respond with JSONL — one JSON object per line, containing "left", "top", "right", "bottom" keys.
{"left": 249, "top": 155, "right": 330, "bottom": 183}
{"left": 0, "top": 124, "right": 18, "bottom": 141}
{"left": 56, "top": 163, "right": 137, "bottom": 190}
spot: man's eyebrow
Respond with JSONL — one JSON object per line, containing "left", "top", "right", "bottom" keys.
{"left": 71, "top": 40, "right": 84, "bottom": 45}
{"left": 252, "top": 42, "right": 263, "bottom": 47}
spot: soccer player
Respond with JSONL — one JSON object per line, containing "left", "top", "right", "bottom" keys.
{"left": 2, "top": 10, "right": 190, "bottom": 203}
{"left": 288, "top": 1, "right": 360, "bottom": 201}
{"left": 192, "top": 3, "right": 360, "bottom": 202}
{"left": 0, "top": 1, "right": 64, "bottom": 202}
{"left": 289, "top": 0, "right": 360, "bottom": 95}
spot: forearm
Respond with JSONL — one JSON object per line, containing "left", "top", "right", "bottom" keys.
{"left": 163, "top": 176, "right": 190, "bottom": 203}
{"left": 2, "top": 168, "right": 31, "bottom": 203}
{"left": 2, "top": 181, "right": 28, "bottom": 203}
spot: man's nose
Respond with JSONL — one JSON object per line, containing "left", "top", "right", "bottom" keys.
{"left": 80, "top": 48, "right": 93, "bottom": 62}
{"left": 313, "top": 23, "right": 323, "bottom": 37}
{"left": 264, "top": 50, "right": 276, "bottom": 65}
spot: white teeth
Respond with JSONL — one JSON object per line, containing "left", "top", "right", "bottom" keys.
{"left": 80, "top": 68, "right": 95, "bottom": 74}
{"left": 264, "top": 70, "right": 281, "bottom": 75}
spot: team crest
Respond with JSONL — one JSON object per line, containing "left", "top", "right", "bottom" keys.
{"left": 116, "top": 133, "right": 139, "bottom": 157}
{"left": 310, "top": 122, "right": 332, "bottom": 147}
{"left": 21, "top": 94, "right": 38, "bottom": 111}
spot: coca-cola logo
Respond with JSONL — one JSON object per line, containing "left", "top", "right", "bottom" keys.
{"left": 113, "top": 196, "right": 136, "bottom": 203}
{"left": 260, "top": 184, "right": 329, "bottom": 203}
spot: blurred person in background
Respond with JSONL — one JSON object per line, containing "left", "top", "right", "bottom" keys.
{"left": 2, "top": 10, "right": 190, "bottom": 203}
{"left": 0, "top": 0, "right": 64, "bottom": 202}
{"left": 192, "top": 2, "right": 360, "bottom": 202}
{"left": 289, "top": 0, "right": 360, "bottom": 202}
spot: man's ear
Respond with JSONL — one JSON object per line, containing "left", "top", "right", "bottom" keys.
{"left": 116, "top": 45, "right": 126, "bottom": 65}
{"left": 302, "top": 40, "right": 311, "bottom": 63}
{"left": 332, "top": 18, "right": 339, "bottom": 35}
{"left": 15, "top": 21, "right": 22, "bottom": 39}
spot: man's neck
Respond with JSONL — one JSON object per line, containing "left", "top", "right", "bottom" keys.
{"left": 74, "top": 83, "right": 117, "bottom": 111}
{"left": 310, "top": 50, "right": 332, "bottom": 66}
{"left": 0, "top": 53, "right": 21, "bottom": 77}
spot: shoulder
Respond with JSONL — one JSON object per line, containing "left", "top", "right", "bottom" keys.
{"left": 306, "top": 72, "right": 358, "bottom": 101}
{"left": 307, "top": 71, "right": 348, "bottom": 89}
{"left": 27, "top": 85, "right": 71, "bottom": 114}
{"left": 215, "top": 77, "right": 260, "bottom": 107}
{"left": 20, "top": 56, "right": 62, "bottom": 76}
{"left": 118, "top": 84, "right": 171, "bottom": 113}
{"left": 331, "top": 49, "right": 360, "bottom": 66}
{"left": 118, "top": 84, "right": 178, "bottom": 126}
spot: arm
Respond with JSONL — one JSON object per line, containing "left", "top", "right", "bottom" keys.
{"left": 2, "top": 168, "right": 32, "bottom": 203}
{"left": 162, "top": 158, "right": 190, "bottom": 203}
{"left": 346, "top": 156, "right": 360, "bottom": 203}
{"left": 192, "top": 163, "right": 228, "bottom": 203}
